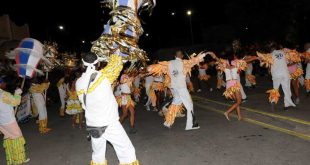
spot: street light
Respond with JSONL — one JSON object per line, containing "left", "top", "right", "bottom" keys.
{"left": 186, "top": 10, "right": 194, "bottom": 45}
{"left": 58, "top": 25, "right": 64, "bottom": 30}
{"left": 145, "top": 33, "right": 149, "bottom": 37}
{"left": 187, "top": 10, "right": 192, "bottom": 16}
{"left": 82, "top": 40, "right": 85, "bottom": 44}
{"left": 171, "top": 12, "right": 176, "bottom": 16}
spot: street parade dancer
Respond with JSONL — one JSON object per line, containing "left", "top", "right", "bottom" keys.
{"left": 303, "top": 48, "right": 310, "bottom": 94}
{"left": 148, "top": 50, "right": 207, "bottom": 130}
{"left": 57, "top": 76, "right": 67, "bottom": 117}
{"left": 76, "top": 52, "right": 138, "bottom": 165}
{"left": 30, "top": 78, "right": 51, "bottom": 134}
{"left": 65, "top": 75, "right": 83, "bottom": 129}
{"left": 208, "top": 51, "right": 257, "bottom": 120}
{"left": 284, "top": 48, "right": 303, "bottom": 104}
{"left": 244, "top": 55, "right": 257, "bottom": 88}
{"left": 0, "top": 77, "right": 30, "bottom": 165}
{"left": 257, "top": 43, "right": 297, "bottom": 110}
{"left": 149, "top": 75, "right": 165, "bottom": 111}
{"left": 119, "top": 69, "right": 137, "bottom": 133}
{"left": 197, "top": 62, "right": 211, "bottom": 92}
{"left": 144, "top": 75, "right": 154, "bottom": 111}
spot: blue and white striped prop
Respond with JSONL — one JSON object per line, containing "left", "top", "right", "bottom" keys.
{"left": 14, "top": 38, "right": 50, "bottom": 78}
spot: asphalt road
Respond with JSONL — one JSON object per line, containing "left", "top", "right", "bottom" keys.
{"left": 1, "top": 77, "right": 310, "bottom": 165}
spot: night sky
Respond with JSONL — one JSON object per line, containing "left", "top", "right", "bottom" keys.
{"left": 1, "top": 0, "right": 310, "bottom": 53}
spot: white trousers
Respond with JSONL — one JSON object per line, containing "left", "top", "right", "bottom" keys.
{"left": 272, "top": 76, "right": 296, "bottom": 107}
{"left": 91, "top": 121, "right": 136, "bottom": 164}
{"left": 245, "top": 64, "right": 253, "bottom": 87}
{"left": 171, "top": 88, "right": 194, "bottom": 129}
{"left": 32, "top": 93, "right": 47, "bottom": 120}
{"left": 58, "top": 86, "right": 66, "bottom": 109}
{"left": 144, "top": 83, "right": 152, "bottom": 106}
{"left": 237, "top": 75, "right": 247, "bottom": 99}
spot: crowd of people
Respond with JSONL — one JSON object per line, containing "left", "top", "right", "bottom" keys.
{"left": 0, "top": 41, "right": 310, "bottom": 164}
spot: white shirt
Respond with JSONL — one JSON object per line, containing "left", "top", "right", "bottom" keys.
{"left": 224, "top": 68, "right": 238, "bottom": 81}
{"left": 271, "top": 50, "right": 290, "bottom": 79}
{"left": 169, "top": 58, "right": 187, "bottom": 88}
{"left": 0, "top": 90, "right": 16, "bottom": 125}
{"left": 76, "top": 70, "right": 119, "bottom": 127}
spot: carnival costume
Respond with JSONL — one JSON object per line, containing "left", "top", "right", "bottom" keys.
{"left": 30, "top": 82, "right": 51, "bottom": 134}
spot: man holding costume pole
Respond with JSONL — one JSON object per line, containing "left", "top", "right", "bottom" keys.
{"left": 76, "top": 52, "right": 139, "bottom": 165}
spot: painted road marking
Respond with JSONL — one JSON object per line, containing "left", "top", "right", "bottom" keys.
{"left": 195, "top": 103, "right": 310, "bottom": 141}
{"left": 193, "top": 95, "right": 310, "bottom": 126}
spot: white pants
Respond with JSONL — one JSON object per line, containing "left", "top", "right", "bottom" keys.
{"left": 245, "top": 64, "right": 253, "bottom": 87}
{"left": 171, "top": 88, "right": 194, "bottom": 129}
{"left": 91, "top": 121, "right": 136, "bottom": 164}
{"left": 144, "top": 83, "right": 152, "bottom": 106}
{"left": 58, "top": 86, "right": 66, "bottom": 109}
{"left": 272, "top": 76, "right": 296, "bottom": 107}
{"left": 237, "top": 75, "right": 247, "bottom": 99}
{"left": 32, "top": 93, "right": 47, "bottom": 120}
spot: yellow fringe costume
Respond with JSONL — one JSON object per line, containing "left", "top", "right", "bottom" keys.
{"left": 198, "top": 74, "right": 210, "bottom": 81}
{"left": 122, "top": 94, "right": 135, "bottom": 109}
{"left": 266, "top": 89, "right": 280, "bottom": 104}
{"left": 305, "top": 79, "right": 310, "bottom": 91}
{"left": 38, "top": 119, "right": 51, "bottom": 134}
{"left": 133, "top": 87, "right": 141, "bottom": 99}
{"left": 290, "top": 68, "right": 303, "bottom": 80}
{"left": 3, "top": 137, "right": 27, "bottom": 165}
{"left": 66, "top": 89, "right": 83, "bottom": 115}
{"left": 30, "top": 82, "right": 51, "bottom": 134}
{"left": 91, "top": 160, "right": 108, "bottom": 165}
{"left": 164, "top": 104, "right": 184, "bottom": 127}
{"left": 223, "top": 82, "right": 241, "bottom": 99}
{"left": 246, "top": 74, "right": 256, "bottom": 85}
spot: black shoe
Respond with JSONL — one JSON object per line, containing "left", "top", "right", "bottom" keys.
{"left": 130, "top": 127, "right": 137, "bottom": 134}
{"left": 242, "top": 99, "right": 247, "bottom": 103}
{"left": 270, "top": 103, "right": 275, "bottom": 111}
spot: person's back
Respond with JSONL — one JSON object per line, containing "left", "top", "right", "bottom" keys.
{"left": 76, "top": 67, "right": 119, "bottom": 127}
{"left": 169, "top": 58, "right": 186, "bottom": 89}
{"left": 271, "top": 50, "right": 289, "bottom": 79}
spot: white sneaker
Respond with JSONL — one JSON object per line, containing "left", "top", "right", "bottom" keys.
{"left": 185, "top": 126, "right": 200, "bottom": 131}
{"left": 146, "top": 106, "right": 150, "bottom": 111}
{"left": 197, "top": 89, "right": 202, "bottom": 92}
{"left": 163, "top": 122, "right": 171, "bottom": 129}
{"left": 209, "top": 88, "right": 213, "bottom": 92}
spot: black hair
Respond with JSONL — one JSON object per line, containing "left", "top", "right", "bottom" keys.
{"left": 82, "top": 52, "right": 98, "bottom": 64}
{"left": 223, "top": 46, "right": 234, "bottom": 65}
{"left": 2, "top": 75, "right": 18, "bottom": 94}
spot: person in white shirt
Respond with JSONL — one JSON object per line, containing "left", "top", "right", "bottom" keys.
{"left": 257, "top": 43, "right": 296, "bottom": 110}
{"left": 148, "top": 50, "right": 206, "bottom": 130}
{"left": 144, "top": 75, "right": 154, "bottom": 111}
{"left": 57, "top": 76, "right": 67, "bottom": 117}
{"left": 76, "top": 52, "right": 138, "bottom": 165}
